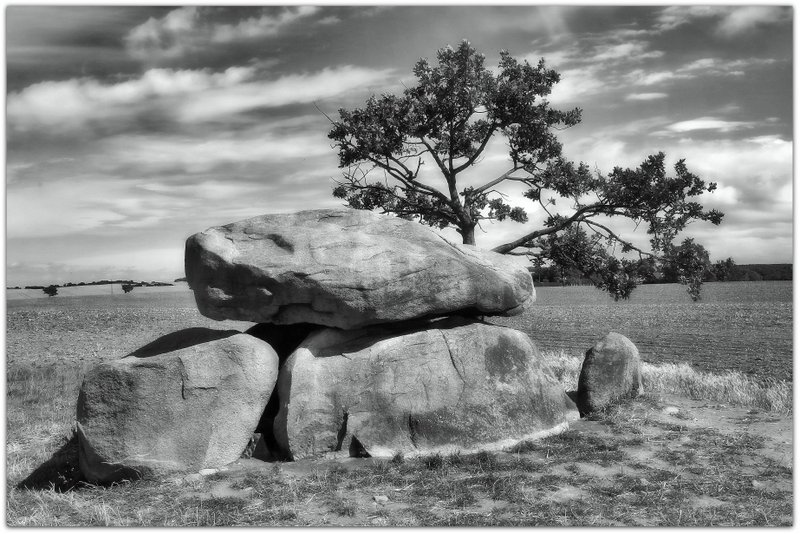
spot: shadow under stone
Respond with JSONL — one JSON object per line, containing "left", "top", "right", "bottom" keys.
{"left": 17, "top": 433, "right": 85, "bottom": 492}
{"left": 127, "top": 327, "right": 240, "bottom": 358}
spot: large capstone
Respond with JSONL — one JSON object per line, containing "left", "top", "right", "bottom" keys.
{"left": 576, "top": 332, "right": 644, "bottom": 416}
{"left": 185, "top": 208, "right": 534, "bottom": 329}
{"left": 273, "top": 317, "right": 577, "bottom": 460}
{"left": 76, "top": 328, "right": 279, "bottom": 483}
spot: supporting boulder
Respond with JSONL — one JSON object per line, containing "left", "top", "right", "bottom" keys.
{"left": 185, "top": 208, "right": 534, "bottom": 329}
{"left": 274, "top": 317, "right": 577, "bottom": 460}
{"left": 576, "top": 332, "right": 644, "bottom": 416}
{"left": 77, "top": 328, "right": 279, "bottom": 483}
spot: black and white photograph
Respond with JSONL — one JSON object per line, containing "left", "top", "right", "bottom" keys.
{"left": 6, "top": 4, "right": 793, "bottom": 526}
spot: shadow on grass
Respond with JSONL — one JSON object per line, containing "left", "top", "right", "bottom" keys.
{"left": 17, "top": 433, "right": 86, "bottom": 492}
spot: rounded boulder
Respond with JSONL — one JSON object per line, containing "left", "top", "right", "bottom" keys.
{"left": 76, "top": 328, "right": 279, "bottom": 483}
{"left": 576, "top": 332, "right": 644, "bottom": 416}
{"left": 273, "top": 317, "right": 577, "bottom": 460}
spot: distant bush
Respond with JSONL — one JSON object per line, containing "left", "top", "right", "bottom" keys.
{"left": 42, "top": 285, "right": 58, "bottom": 297}
{"left": 121, "top": 283, "right": 135, "bottom": 294}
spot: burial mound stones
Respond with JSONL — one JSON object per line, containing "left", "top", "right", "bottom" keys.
{"left": 78, "top": 208, "right": 583, "bottom": 481}
{"left": 184, "top": 208, "right": 534, "bottom": 329}
{"left": 576, "top": 332, "right": 643, "bottom": 417}
{"left": 76, "top": 328, "right": 278, "bottom": 483}
{"left": 274, "top": 316, "right": 578, "bottom": 460}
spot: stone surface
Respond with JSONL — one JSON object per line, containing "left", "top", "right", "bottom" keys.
{"left": 576, "top": 332, "right": 643, "bottom": 416}
{"left": 77, "top": 328, "right": 279, "bottom": 483}
{"left": 185, "top": 208, "right": 534, "bottom": 329}
{"left": 273, "top": 317, "right": 578, "bottom": 460}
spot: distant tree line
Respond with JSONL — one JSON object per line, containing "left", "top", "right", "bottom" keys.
{"left": 10, "top": 280, "right": 174, "bottom": 297}
{"left": 21, "top": 280, "right": 174, "bottom": 290}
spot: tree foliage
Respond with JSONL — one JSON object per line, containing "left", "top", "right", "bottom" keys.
{"left": 662, "top": 238, "right": 711, "bottom": 301}
{"left": 43, "top": 285, "right": 58, "bottom": 297}
{"left": 328, "top": 41, "right": 724, "bottom": 299}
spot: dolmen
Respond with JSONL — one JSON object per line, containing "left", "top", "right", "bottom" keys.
{"left": 77, "top": 208, "right": 579, "bottom": 483}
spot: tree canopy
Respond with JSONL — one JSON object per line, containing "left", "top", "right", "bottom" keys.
{"left": 328, "top": 41, "right": 724, "bottom": 300}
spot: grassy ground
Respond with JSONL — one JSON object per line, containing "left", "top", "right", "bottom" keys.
{"left": 6, "top": 352, "right": 792, "bottom": 527}
{"left": 6, "top": 284, "right": 793, "bottom": 526}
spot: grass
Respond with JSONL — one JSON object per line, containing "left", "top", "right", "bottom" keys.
{"left": 6, "top": 284, "right": 792, "bottom": 526}
{"left": 7, "top": 353, "right": 792, "bottom": 526}
{"left": 543, "top": 350, "right": 792, "bottom": 415}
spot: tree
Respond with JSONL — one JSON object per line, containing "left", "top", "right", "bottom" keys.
{"left": 662, "top": 238, "right": 711, "bottom": 301}
{"left": 711, "top": 257, "right": 736, "bottom": 281}
{"left": 328, "top": 41, "right": 723, "bottom": 299}
{"left": 121, "top": 283, "right": 135, "bottom": 294}
{"left": 43, "top": 285, "right": 58, "bottom": 297}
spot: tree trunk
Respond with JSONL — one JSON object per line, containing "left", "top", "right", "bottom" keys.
{"left": 460, "top": 224, "right": 476, "bottom": 245}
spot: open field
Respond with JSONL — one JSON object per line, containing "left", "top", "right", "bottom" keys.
{"left": 5, "top": 280, "right": 793, "bottom": 526}
{"left": 493, "top": 281, "right": 793, "bottom": 382}
{"left": 8, "top": 280, "right": 792, "bottom": 381}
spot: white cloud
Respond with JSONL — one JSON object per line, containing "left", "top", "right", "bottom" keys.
{"left": 7, "top": 65, "right": 394, "bottom": 136}
{"left": 317, "top": 16, "right": 341, "bottom": 26}
{"left": 176, "top": 66, "right": 395, "bottom": 123}
{"left": 125, "top": 6, "right": 320, "bottom": 62}
{"left": 655, "top": 6, "right": 729, "bottom": 32}
{"left": 667, "top": 117, "right": 756, "bottom": 133}
{"left": 526, "top": 39, "right": 666, "bottom": 103}
{"left": 625, "top": 92, "right": 668, "bottom": 101}
{"left": 665, "top": 117, "right": 755, "bottom": 133}
{"left": 655, "top": 5, "right": 789, "bottom": 37}
{"left": 592, "top": 41, "right": 663, "bottom": 61}
{"left": 625, "top": 56, "right": 775, "bottom": 88}
{"left": 745, "top": 135, "right": 789, "bottom": 146}
{"left": 99, "top": 124, "right": 333, "bottom": 175}
{"left": 543, "top": 67, "right": 609, "bottom": 105}
{"left": 716, "top": 6, "right": 788, "bottom": 37}
{"left": 212, "top": 6, "right": 319, "bottom": 42}
{"left": 7, "top": 66, "right": 257, "bottom": 134}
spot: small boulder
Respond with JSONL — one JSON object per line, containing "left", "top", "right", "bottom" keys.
{"left": 185, "top": 208, "right": 534, "bottom": 329}
{"left": 576, "top": 332, "right": 643, "bottom": 416}
{"left": 274, "top": 317, "right": 577, "bottom": 460}
{"left": 77, "top": 328, "right": 279, "bottom": 483}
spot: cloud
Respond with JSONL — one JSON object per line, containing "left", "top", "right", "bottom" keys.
{"left": 716, "top": 6, "right": 789, "bottom": 37}
{"left": 626, "top": 92, "right": 668, "bottom": 101}
{"left": 655, "top": 6, "right": 729, "bottom": 31}
{"left": 591, "top": 41, "right": 664, "bottom": 62}
{"left": 175, "top": 66, "right": 394, "bottom": 123}
{"left": 525, "top": 37, "right": 666, "bottom": 104}
{"left": 125, "top": 6, "right": 320, "bottom": 62}
{"left": 625, "top": 56, "right": 777, "bottom": 88}
{"left": 98, "top": 123, "right": 333, "bottom": 176}
{"left": 7, "top": 65, "right": 394, "bottom": 138}
{"left": 655, "top": 6, "right": 789, "bottom": 36}
{"left": 664, "top": 117, "right": 756, "bottom": 133}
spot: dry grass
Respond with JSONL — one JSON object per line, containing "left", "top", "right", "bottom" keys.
{"left": 543, "top": 350, "right": 792, "bottom": 416}
{"left": 6, "top": 393, "right": 792, "bottom": 527}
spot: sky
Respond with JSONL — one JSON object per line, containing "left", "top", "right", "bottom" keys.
{"left": 5, "top": 4, "right": 794, "bottom": 286}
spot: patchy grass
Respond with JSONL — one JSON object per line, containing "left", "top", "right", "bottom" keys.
{"left": 7, "top": 389, "right": 792, "bottom": 527}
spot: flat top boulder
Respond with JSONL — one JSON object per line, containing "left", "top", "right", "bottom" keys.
{"left": 185, "top": 208, "right": 534, "bottom": 329}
